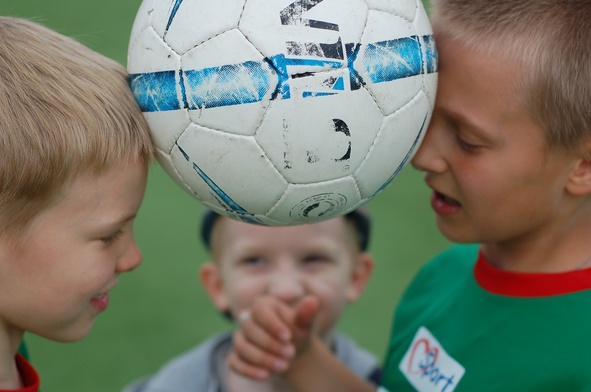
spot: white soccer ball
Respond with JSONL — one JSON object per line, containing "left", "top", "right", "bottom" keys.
{"left": 128, "top": 0, "right": 437, "bottom": 225}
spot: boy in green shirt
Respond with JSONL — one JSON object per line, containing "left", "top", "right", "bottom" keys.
{"left": 227, "top": 0, "right": 591, "bottom": 390}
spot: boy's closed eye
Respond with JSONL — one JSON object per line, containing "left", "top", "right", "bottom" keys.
{"left": 454, "top": 133, "right": 483, "bottom": 153}
{"left": 100, "top": 229, "right": 123, "bottom": 245}
{"left": 96, "top": 214, "right": 137, "bottom": 247}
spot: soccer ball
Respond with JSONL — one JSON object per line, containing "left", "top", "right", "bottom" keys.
{"left": 128, "top": 0, "right": 437, "bottom": 225}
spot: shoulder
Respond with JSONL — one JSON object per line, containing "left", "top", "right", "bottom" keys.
{"left": 416, "top": 244, "right": 478, "bottom": 279}
{"left": 123, "top": 332, "right": 232, "bottom": 392}
{"left": 402, "top": 244, "right": 479, "bottom": 298}
{"left": 426, "top": 243, "right": 479, "bottom": 269}
{"left": 332, "top": 333, "right": 382, "bottom": 385}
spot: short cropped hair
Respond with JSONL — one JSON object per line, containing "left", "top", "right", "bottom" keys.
{"left": 0, "top": 17, "right": 154, "bottom": 242}
{"left": 430, "top": 0, "right": 591, "bottom": 151}
{"left": 200, "top": 208, "right": 372, "bottom": 252}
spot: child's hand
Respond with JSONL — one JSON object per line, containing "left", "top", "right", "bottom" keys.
{"left": 228, "top": 295, "right": 319, "bottom": 380}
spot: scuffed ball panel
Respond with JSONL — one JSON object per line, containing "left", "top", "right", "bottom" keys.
{"left": 267, "top": 176, "right": 362, "bottom": 225}
{"left": 357, "top": 10, "right": 423, "bottom": 116}
{"left": 422, "top": 72, "right": 438, "bottom": 115}
{"left": 201, "top": 208, "right": 285, "bottom": 226}
{"left": 181, "top": 29, "right": 276, "bottom": 136}
{"left": 128, "top": 0, "right": 157, "bottom": 52}
{"left": 240, "top": 0, "right": 368, "bottom": 61}
{"left": 128, "top": 23, "right": 181, "bottom": 74}
{"left": 366, "top": 0, "right": 421, "bottom": 22}
{"left": 362, "top": 8, "right": 416, "bottom": 43}
{"left": 151, "top": 0, "right": 245, "bottom": 55}
{"left": 171, "top": 123, "right": 288, "bottom": 215}
{"left": 182, "top": 29, "right": 266, "bottom": 68}
{"left": 143, "top": 110, "right": 191, "bottom": 153}
{"left": 355, "top": 90, "right": 430, "bottom": 198}
{"left": 154, "top": 148, "right": 198, "bottom": 198}
{"left": 413, "top": 0, "right": 435, "bottom": 35}
{"left": 414, "top": 6, "right": 439, "bottom": 109}
{"left": 128, "top": 27, "right": 187, "bottom": 139}
{"left": 256, "top": 85, "right": 383, "bottom": 184}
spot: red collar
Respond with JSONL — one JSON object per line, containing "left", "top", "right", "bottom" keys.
{"left": 0, "top": 354, "right": 41, "bottom": 392}
{"left": 474, "top": 252, "right": 591, "bottom": 297}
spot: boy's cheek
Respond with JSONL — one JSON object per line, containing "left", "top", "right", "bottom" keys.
{"left": 226, "top": 280, "right": 265, "bottom": 309}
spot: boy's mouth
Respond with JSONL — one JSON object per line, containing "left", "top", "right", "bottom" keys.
{"left": 431, "top": 191, "right": 462, "bottom": 215}
{"left": 91, "top": 292, "right": 110, "bottom": 312}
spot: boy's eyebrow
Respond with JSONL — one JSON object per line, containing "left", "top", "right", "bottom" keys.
{"left": 99, "top": 213, "right": 138, "bottom": 229}
{"left": 442, "top": 104, "right": 494, "bottom": 138}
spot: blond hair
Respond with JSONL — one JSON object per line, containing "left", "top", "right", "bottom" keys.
{"left": 430, "top": 0, "right": 591, "bottom": 151}
{"left": 0, "top": 17, "right": 153, "bottom": 242}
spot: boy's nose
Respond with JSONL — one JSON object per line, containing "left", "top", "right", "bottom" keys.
{"left": 116, "top": 239, "right": 143, "bottom": 273}
{"left": 267, "top": 273, "right": 305, "bottom": 306}
{"left": 411, "top": 120, "right": 447, "bottom": 174}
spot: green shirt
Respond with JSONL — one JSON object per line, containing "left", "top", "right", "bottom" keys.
{"left": 382, "top": 244, "right": 591, "bottom": 392}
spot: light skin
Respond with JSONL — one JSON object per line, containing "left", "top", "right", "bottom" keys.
{"left": 199, "top": 215, "right": 373, "bottom": 390}
{"left": 0, "top": 159, "right": 148, "bottom": 389}
{"left": 413, "top": 32, "right": 591, "bottom": 273}
{"left": 229, "top": 30, "right": 591, "bottom": 391}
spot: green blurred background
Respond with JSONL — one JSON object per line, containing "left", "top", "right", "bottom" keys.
{"left": 0, "top": 1, "right": 447, "bottom": 391}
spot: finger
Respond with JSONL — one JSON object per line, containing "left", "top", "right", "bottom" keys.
{"left": 294, "top": 296, "right": 319, "bottom": 331}
{"left": 290, "top": 296, "right": 320, "bottom": 350}
{"left": 239, "top": 314, "right": 295, "bottom": 359}
{"left": 249, "top": 297, "right": 295, "bottom": 342}
{"left": 233, "top": 329, "right": 291, "bottom": 373}
{"left": 227, "top": 351, "right": 270, "bottom": 380}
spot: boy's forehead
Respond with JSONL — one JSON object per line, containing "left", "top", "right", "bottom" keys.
{"left": 208, "top": 215, "right": 350, "bottom": 250}
{"left": 202, "top": 209, "right": 370, "bottom": 252}
{"left": 436, "top": 33, "right": 527, "bottom": 125}
{"left": 214, "top": 215, "right": 348, "bottom": 237}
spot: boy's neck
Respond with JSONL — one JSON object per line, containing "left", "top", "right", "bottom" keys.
{"left": 226, "top": 370, "right": 294, "bottom": 392}
{"left": 0, "top": 327, "right": 25, "bottom": 388}
{"left": 481, "top": 202, "right": 591, "bottom": 273}
{"left": 0, "top": 355, "right": 21, "bottom": 389}
{"left": 482, "top": 228, "right": 591, "bottom": 273}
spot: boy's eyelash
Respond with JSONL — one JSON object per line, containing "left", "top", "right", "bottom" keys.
{"left": 303, "top": 255, "right": 331, "bottom": 263}
{"left": 240, "top": 256, "right": 265, "bottom": 265}
{"left": 455, "top": 134, "right": 480, "bottom": 152}
{"left": 101, "top": 229, "right": 123, "bottom": 245}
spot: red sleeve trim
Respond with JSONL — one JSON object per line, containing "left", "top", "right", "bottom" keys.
{"left": 474, "top": 252, "right": 591, "bottom": 297}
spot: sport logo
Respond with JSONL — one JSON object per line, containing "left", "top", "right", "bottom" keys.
{"left": 399, "top": 327, "right": 465, "bottom": 392}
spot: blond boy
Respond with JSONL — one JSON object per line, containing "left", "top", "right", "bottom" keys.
{"left": 229, "top": 1, "right": 591, "bottom": 391}
{"left": 0, "top": 16, "right": 153, "bottom": 390}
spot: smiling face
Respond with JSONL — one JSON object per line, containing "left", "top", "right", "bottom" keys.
{"left": 200, "top": 216, "right": 373, "bottom": 342}
{"left": 411, "top": 32, "right": 584, "bottom": 256}
{"left": 0, "top": 159, "right": 147, "bottom": 345}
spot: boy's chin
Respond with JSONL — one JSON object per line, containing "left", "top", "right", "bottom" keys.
{"left": 36, "top": 319, "right": 96, "bottom": 343}
{"left": 435, "top": 219, "right": 478, "bottom": 244}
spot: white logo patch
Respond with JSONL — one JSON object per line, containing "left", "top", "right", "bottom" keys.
{"left": 399, "top": 327, "right": 465, "bottom": 392}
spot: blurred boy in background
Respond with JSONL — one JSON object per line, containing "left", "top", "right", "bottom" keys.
{"left": 125, "top": 209, "right": 380, "bottom": 391}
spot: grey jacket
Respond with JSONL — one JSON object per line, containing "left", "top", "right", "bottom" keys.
{"left": 124, "top": 331, "right": 381, "bottom": 392}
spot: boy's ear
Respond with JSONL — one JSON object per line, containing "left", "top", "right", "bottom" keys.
{"left": 567, "top": 146, "right": 591, "bottom": 196}
{"left": 346, "top": 252, "right": 374, "bottom": 302}
{"left": 199, "top": 262, "right": 230, "bottom": 313}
